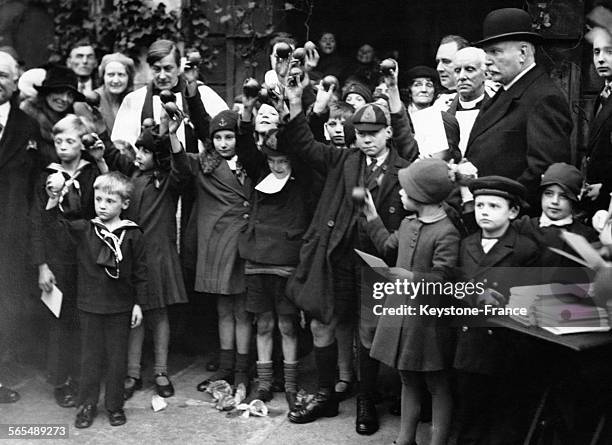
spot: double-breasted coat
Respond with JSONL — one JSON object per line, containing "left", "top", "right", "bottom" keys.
{"left": 186, "top": 150, "right": 253, "bottom": 295}
{"left": 465, "top": 66, "right": 573, "bottom": 208}
{"left": 453, "top": 225, "right": 539, "bottom": 375}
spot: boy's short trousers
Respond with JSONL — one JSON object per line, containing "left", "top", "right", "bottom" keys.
{"left": 246, "top": 274, "right": 297, "bottom": 315}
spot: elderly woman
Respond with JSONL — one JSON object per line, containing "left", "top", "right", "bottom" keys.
{"left": 403, "top": 65, "right": 460, "bottom": 161}
{"left": 92, "top": 53, "right": 135, "bottom": 133}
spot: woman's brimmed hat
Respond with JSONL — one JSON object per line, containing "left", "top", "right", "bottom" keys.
{"left": 34, "top": 65, "right": 85, "bottom": 101}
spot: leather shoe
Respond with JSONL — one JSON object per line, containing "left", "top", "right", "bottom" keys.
{"left": 0, "top": 385, "right": 19, "bottom": 403}
{"left": 123, "top": 376, "right": 142, "bottom": 401}
{"left": 356, "top": 394, "right": 379, "bottom": 435}
{"left": 54, "top": 383, "right": 77, "bottom": 408}
{"left": 154, "top": 373, "right": 174, "bottom": 398}
{"left": 285, "top": 391, "right": 298, "bottom": 411}
{"left": 288, "top": 391, "right": 338, "bottom": 424}
{"left": 108, "top": 409, "right": 126, "bottom": 426}
{"left": 75, "top": 404, "right": 97, "bottom": 429}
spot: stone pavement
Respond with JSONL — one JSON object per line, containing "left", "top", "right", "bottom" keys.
{"left": 0, "top": 354, "right": 433, "bottom": 445}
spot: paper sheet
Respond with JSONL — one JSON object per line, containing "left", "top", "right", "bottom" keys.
{"left": 560, "top": 231, "right": 607, "bottom": 270}
{"left": 410, "top": 107, "right": 449, "bottom": 158}
{"left": 41, "top": 285, "right": 63, "bottom": 318}
{"left": 354, "top": 249, "right": 389, "bottom": 269}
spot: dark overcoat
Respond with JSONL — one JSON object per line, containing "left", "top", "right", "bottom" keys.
{"left": 453, "top": 226, "right": 539, "bottom": 375}
{"left": 277, "top": 112, "right": 410, "bottom": 323}
{"left": 465, "top": 66, "right": 573, "bottom": 208}
{"left": 0, "top": 100, "right": 40, "bottom": 342}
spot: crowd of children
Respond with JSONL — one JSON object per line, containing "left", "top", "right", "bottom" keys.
{"left": 2, "top": 21, "right": 612, "bottom": 444}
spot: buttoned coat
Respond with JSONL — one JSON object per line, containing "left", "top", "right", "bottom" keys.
{"left": 185, "top": 151, "right": 253, "bottom": 295}
{"left": 465, "top": 66, "right": 573, "bottom": 208}
{"left": 277, "top": 112, "right": 410, "bottom": 323}
{"left": 368, "top": 215, "right": 460, "bottom": 371}
{"left": 453, "top": 226, "right": 539, "bottom": 375}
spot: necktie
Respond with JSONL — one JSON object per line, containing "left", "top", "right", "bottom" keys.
{"left": 364, "top": 158, "right": 379, "bottom": 190}
{"left": 234, "top": 161, "right": 246, "bottom": 186}
{"left": 602, "top": 84, "right": 612, "bottom": 101}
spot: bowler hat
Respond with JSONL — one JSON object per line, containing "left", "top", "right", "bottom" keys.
{"left": 34, "top": 65, "right": 85, "bottom": 101}
{"left": 474, "top": 8, "right": 543, "bottom": 47}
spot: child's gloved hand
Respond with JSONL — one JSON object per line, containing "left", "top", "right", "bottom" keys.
{"left": 476, "top": 288, "right": 505, "bottom": 307}
{"left": 131, "top": 304, "right": 143, "bottom": 328}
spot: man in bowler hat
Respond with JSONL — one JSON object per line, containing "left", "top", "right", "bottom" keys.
{"left": 465, "top": 8, "right": 573, "bottom": 212}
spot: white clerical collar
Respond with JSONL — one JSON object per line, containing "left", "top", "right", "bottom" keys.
{"left": 503, "top": 63, "right": 536, "bottom": 91}
{"left": 366, "top": 148, "right": 389, "bottom": 167}
{"left": 0, "top": 101, "right": 10, "bottom": 128}
{"left": 255, "top": 171, "right": 292, "bottom": 194}
{"left": 539, "top": 213, "right": 573, "bottom": 228}
{"left": 226, "top": 155, "right": 239, "bottom": 170}
{"left": 458, "top": 93, "right": 486, "bottom": 110}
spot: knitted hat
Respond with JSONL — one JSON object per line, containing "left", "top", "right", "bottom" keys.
{"left": 34, "top": 64, "right": 85, "bottom": 101}
{"left": 469, "top": 175, "right": 528, "bottom": 208}
{"left": 342, "top": 81, "right": 373, "bottom": 103}
{"left": 398, "top": 158, "right": 454, "bottom": 204}
{"left": 539, "top": 162, "right": 582, "bottom": 202}
{"left": 351, "top": 103, "right": 389, "bottom": 132}
{"left": 209, "top": 110, "right": 238, "bottom": 137}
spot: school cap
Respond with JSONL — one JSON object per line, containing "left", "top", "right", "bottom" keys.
{"left": 351, "top": 103, "right": 389, "bottom": 132}
{"left": 469, "top": 175, "right": 528, "bottom": 208}
{"left": 398, "top": 158, "right": 454, "bottom": 204}
{"left": 210, "top": 110, "right": 238, "bottom": 137}
{"left": 539, "top": 162, "right": 582, "bottom": 202}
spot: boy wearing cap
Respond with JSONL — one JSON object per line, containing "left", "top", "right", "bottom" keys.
{"left": 279, "top": 81, "right": 411, "bottom": 433}
{"left": 342, "top": 81, "right": 373, "bottom": 110}
{"left": 453, "top": 176, "right": 539, "bottom": 445}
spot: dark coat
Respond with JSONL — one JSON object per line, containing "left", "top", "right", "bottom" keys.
{"left": 368, "top": 215, "right": 460, "bottom": 371}
{"left": 465, "top": 66, "right": 573, "bottom": 209}
{"left": 584, "top": 90, "right": 612, "bottom": 211}
{"left": 185, "top": 150, "right": 253, "bottom": 295}
{"left": 0, "top": 100, "right": 40, "bottom": 318}
{"left": 104, "top": 144, "right": 190, "bottom": 310}
{"left": 453, "top": 226, "right": 539, "bottom": 375}
{"left": 277, "top": 112, "right": 410, "bottom": 323}
{"left": 236, "top": 121, "right": 315, "bottom": 267}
